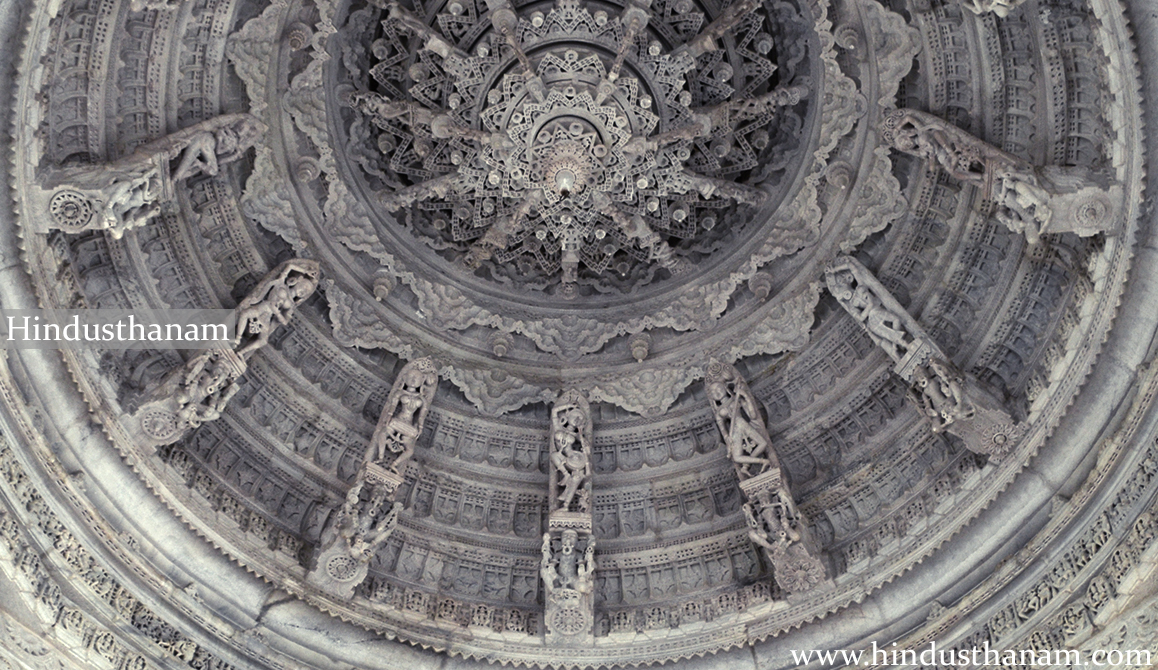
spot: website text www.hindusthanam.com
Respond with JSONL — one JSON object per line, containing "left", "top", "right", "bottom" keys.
{"left": 790, "top": 642, "right": 1152, "bottom": 667}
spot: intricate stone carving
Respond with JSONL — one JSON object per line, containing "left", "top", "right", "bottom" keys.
{"left": 542, "top": 389, "right": 595, "bottom": 642}
{"left": 6, "top": 0, "right": 1147, "bottom": 664}
{"left": 881, "top": 109, "right": 1123, "bottom": 242}
{"left": 368, "top": 357, "right": 439, "bottom": 476}
{"left": 308, "top": 471, "right": 404, "bottom": 598}
{"left": 826, "top": 256, "right": 1024, "bottom": 461}
{"left": 743, "top": 481, "right": 828, "bottom": 594}
{"left": 550, "top": 389, "right": 593, "bottom": 517}
{"left": 235, "top": 259, "right": 322, "bottom": 357}
{"left": 541, "top": 530, "right": 595, "bottom": 645}
{"left": 704, "top": 360, "right": 827, "bottom": 594}
{"left": 127, "top": 259, "right": 319, "bottom": 446}
{"left": 960, "top": 0, "right": 1029, "bottom": 17}
{"left": 35, "top": 114, "right": 265, "bottom": 239}
{"left": 705, "top": 360, "right": 778, "bottom": 480}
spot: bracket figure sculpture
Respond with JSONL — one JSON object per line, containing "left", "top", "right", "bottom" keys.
{"left": 130, "top": 259, "right": 320, "bottom": 447}
{"left": 235, "top": 260, "right": 323, "bottom": 357}
{"left": 542, "top": 389, "right": 595, "bottom": 644}
{"left": 825, "top": 256, "right": 1024, "bottom": 461}
{"left": 35, "top": 114, "right": 265, "bottom": 239}
{"left": 308, "top": 470, "right": 405, "bottom": 598}
{"left": 308, "top": 357, "right": 438, "bottom": 597}
{"left": 960, "top": 0, "right": 1028, "bottom": 17}
{"left": 368, "top": 357, "right": 439, "bottom": 480}
{"left": 703, "top": 359, "right": 828, "bottom": 595}
{"left": 881, "top": 109, "right": 1122, "bottom": 244}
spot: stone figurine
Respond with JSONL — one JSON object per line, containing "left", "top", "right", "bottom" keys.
{"left": 881, "top": 108, "right": 1121, "bottom": 241}
{"left": 39, "top": 114, "right": 265, "bottom": 239}
{"left": 129, "top": 257, "right": 318, "bottom": 447}
{"left": 827, "top": 256, "right": 1024, "bottom": 461}
{"left": 549, "top": 389, "right": 593, "bottom": 514}
{"left": 704, "top": 360, "right": 777, "bottom": 480}
{"left": 913, "top": 359, "right": 975, "bottom": 432}
{"left": 703, "top": 361, "right": 828, "bottom": 594}
{"left": 235, "top": 259, "right": 322, "bottom": 357}
{"left": 743, "top": 488, "right": 827, "bottom": 593}
{"left": 541, "top": 529, "right": 596, "bottom": 643}
{"left": 369, "top": 357, "right": 439, "bottom": 475}
{"left": 826, "top": 264, "right": 915, "bottom": 360}
{"left": 541, "top": 530, "right": 595, "bottom": 594}
{"left": 171, "top": 350, "right": 246, "bottom": 431}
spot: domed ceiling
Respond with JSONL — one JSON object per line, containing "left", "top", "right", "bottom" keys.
{"left": 1, "top": 0, "right": 1158, "bottom": 665}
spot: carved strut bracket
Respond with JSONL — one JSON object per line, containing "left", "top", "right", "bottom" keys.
{"left": 824, "top": 256, "right": 1024, "bottom": 461}
{"left": 308, "top": 357, "right": 439, "bottom": 598}
{"left": 959, "top": 0, "right": 1029, "bottom": 18}
{"left": 703, "top": 359, "right": 828, "bottom": 595}
{"left": 881, "top": 109, "right": 1123, "bottom": 244}
{"left": 35, "top": 114, "right": 265, "bottom": 239}
{"left": 543, "top": 389, "right": 595, "bottom": 644}
{"left": 129, "top": 259, "right": 320, "bottom": 448}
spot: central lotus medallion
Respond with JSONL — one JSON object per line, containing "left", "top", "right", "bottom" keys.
{"left": 345, "top": 0, "right": 809, "bottom": 297}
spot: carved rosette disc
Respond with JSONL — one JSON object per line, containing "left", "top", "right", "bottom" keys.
{"left": 546, "top": 590, "right": 591, "bottom": 636}
{"left": 49, "top": 190, "right": 97, "bottom": 230}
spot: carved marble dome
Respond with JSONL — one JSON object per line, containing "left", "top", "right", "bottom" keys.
{"left": 3, "top": 0, "right": 1158, "bottom": 665}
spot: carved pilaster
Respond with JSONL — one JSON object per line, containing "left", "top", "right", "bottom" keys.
{"left": 127, "top": 259, "right": 320, "bottom": 447}
{"left": 33, "top": 114, "right": 265, "bottom": 239}
{"left": 703, "top": 360, "right": 828, "bottom": 595}
{"left": 825, "top": 256, "right": 1024, "bottom": 461}
{"left": 881, "top": 108, "right": 1123, "bottom": 243}
{"left": 543, "top": 389, "right": 595, "bottom": 645}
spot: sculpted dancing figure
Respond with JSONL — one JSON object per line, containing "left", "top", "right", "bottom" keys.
{"left": 234, "top": 259, "right": 322, "bottom": 357}
{"left": 550, "top": 391, "right": 593, "bottom": 513}
{"left": 827, "top": 267, "right": 914, "bottom": 360}
{"left": 369, "top": 358, "right": 439, "bottom": 475}
{"left": 707, "top": 377, "right": 775, "bottom": 479}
